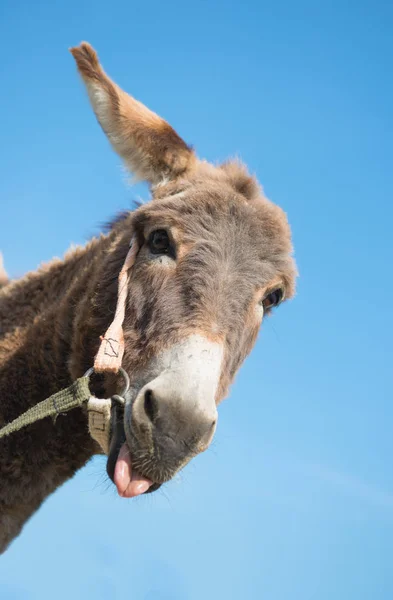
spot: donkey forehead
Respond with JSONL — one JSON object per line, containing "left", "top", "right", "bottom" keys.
{"left": 133, "top": 177, "right": 295, "bottom": 294}
{"left": 138, "top": 180, "right": 287, "bottom": 243}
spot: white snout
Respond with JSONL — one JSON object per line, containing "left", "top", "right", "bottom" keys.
{"left": 129, "top": 335, "right": 223, "bottom": 451}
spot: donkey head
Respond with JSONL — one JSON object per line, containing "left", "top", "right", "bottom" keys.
{"left": 71, "top": 43, "right": 297, "bottom": 497}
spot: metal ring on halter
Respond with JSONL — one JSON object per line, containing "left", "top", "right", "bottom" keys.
{"left": 83, "top": 366, "right": 130, "bottom": 397}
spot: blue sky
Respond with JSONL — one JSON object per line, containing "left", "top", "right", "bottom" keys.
{"left": 1, "top": 0, "right": 392, "bottom": 598}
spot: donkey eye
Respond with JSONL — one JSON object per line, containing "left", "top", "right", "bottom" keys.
{"left": 262, "top": 288, "right": 284, "bottom": 310}
{"left": 148, "top": 229, "right": 171, "bottom": 254}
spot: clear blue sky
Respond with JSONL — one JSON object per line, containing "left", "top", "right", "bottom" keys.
{"left": 1, "top": 1, "right": 392, "bottom": 598}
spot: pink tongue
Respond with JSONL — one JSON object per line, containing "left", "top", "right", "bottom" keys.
{"left": 114, "top": 442, "right": 152, "bottom": 498}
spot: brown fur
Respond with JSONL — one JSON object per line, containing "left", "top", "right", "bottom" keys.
{"left": 0, "top": 43, "right": 297, "bottom": 553}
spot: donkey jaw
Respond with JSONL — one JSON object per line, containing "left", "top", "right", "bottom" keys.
{"left": 106, "top": 405, "right": 158, "bottom": 496}
{"left": 106, "top": 411, "right": 182, "bottom": 496}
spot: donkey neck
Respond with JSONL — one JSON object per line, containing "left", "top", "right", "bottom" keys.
{"left": 0, "top": 222, "right": 133, "bottom": 552}
{"left": 0, "top": 222, "right": 132, "bottom": 412}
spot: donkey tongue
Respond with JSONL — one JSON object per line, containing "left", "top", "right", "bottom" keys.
{"left": 114, "top": 443, "right": 152, "bottom": 498}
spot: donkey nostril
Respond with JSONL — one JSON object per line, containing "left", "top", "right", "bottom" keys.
{"left": 144, "top": 389, "right": 159, "bottom": 424}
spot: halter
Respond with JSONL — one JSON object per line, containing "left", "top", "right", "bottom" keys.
{"left": 0, "top": 237, "right": 139, "bottom": 454}
{"left": 86, "top": 235, "right": 139, "bottom": 452}
{"left": 94, "top": 236, "right": 139, "bottom": 373}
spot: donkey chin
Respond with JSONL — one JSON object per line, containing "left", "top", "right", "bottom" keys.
{"left": 106, "top": 334, "right": 222, "bottom": 497}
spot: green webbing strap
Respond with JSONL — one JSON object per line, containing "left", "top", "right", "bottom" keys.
{"left": 0, "top": 377, "right": 91, "bottom": 439}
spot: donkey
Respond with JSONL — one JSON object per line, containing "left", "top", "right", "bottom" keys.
{"left": 0, "top": 43, "right": 297, "bottom": 553}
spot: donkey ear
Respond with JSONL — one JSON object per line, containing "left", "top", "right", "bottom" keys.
{"left": 70, "top": 43, "right": 196, "bottom": 186}
{"left": 0, "top": 253, "right": 8, "bottom": 288}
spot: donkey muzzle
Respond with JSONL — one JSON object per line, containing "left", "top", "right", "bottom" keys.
{"left": 125, "top": 335, "right": 223, "bottom": 483}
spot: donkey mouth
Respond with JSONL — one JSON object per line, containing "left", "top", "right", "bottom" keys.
{"left": 106, "top": 406, "right": 159, "bottom": 497}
